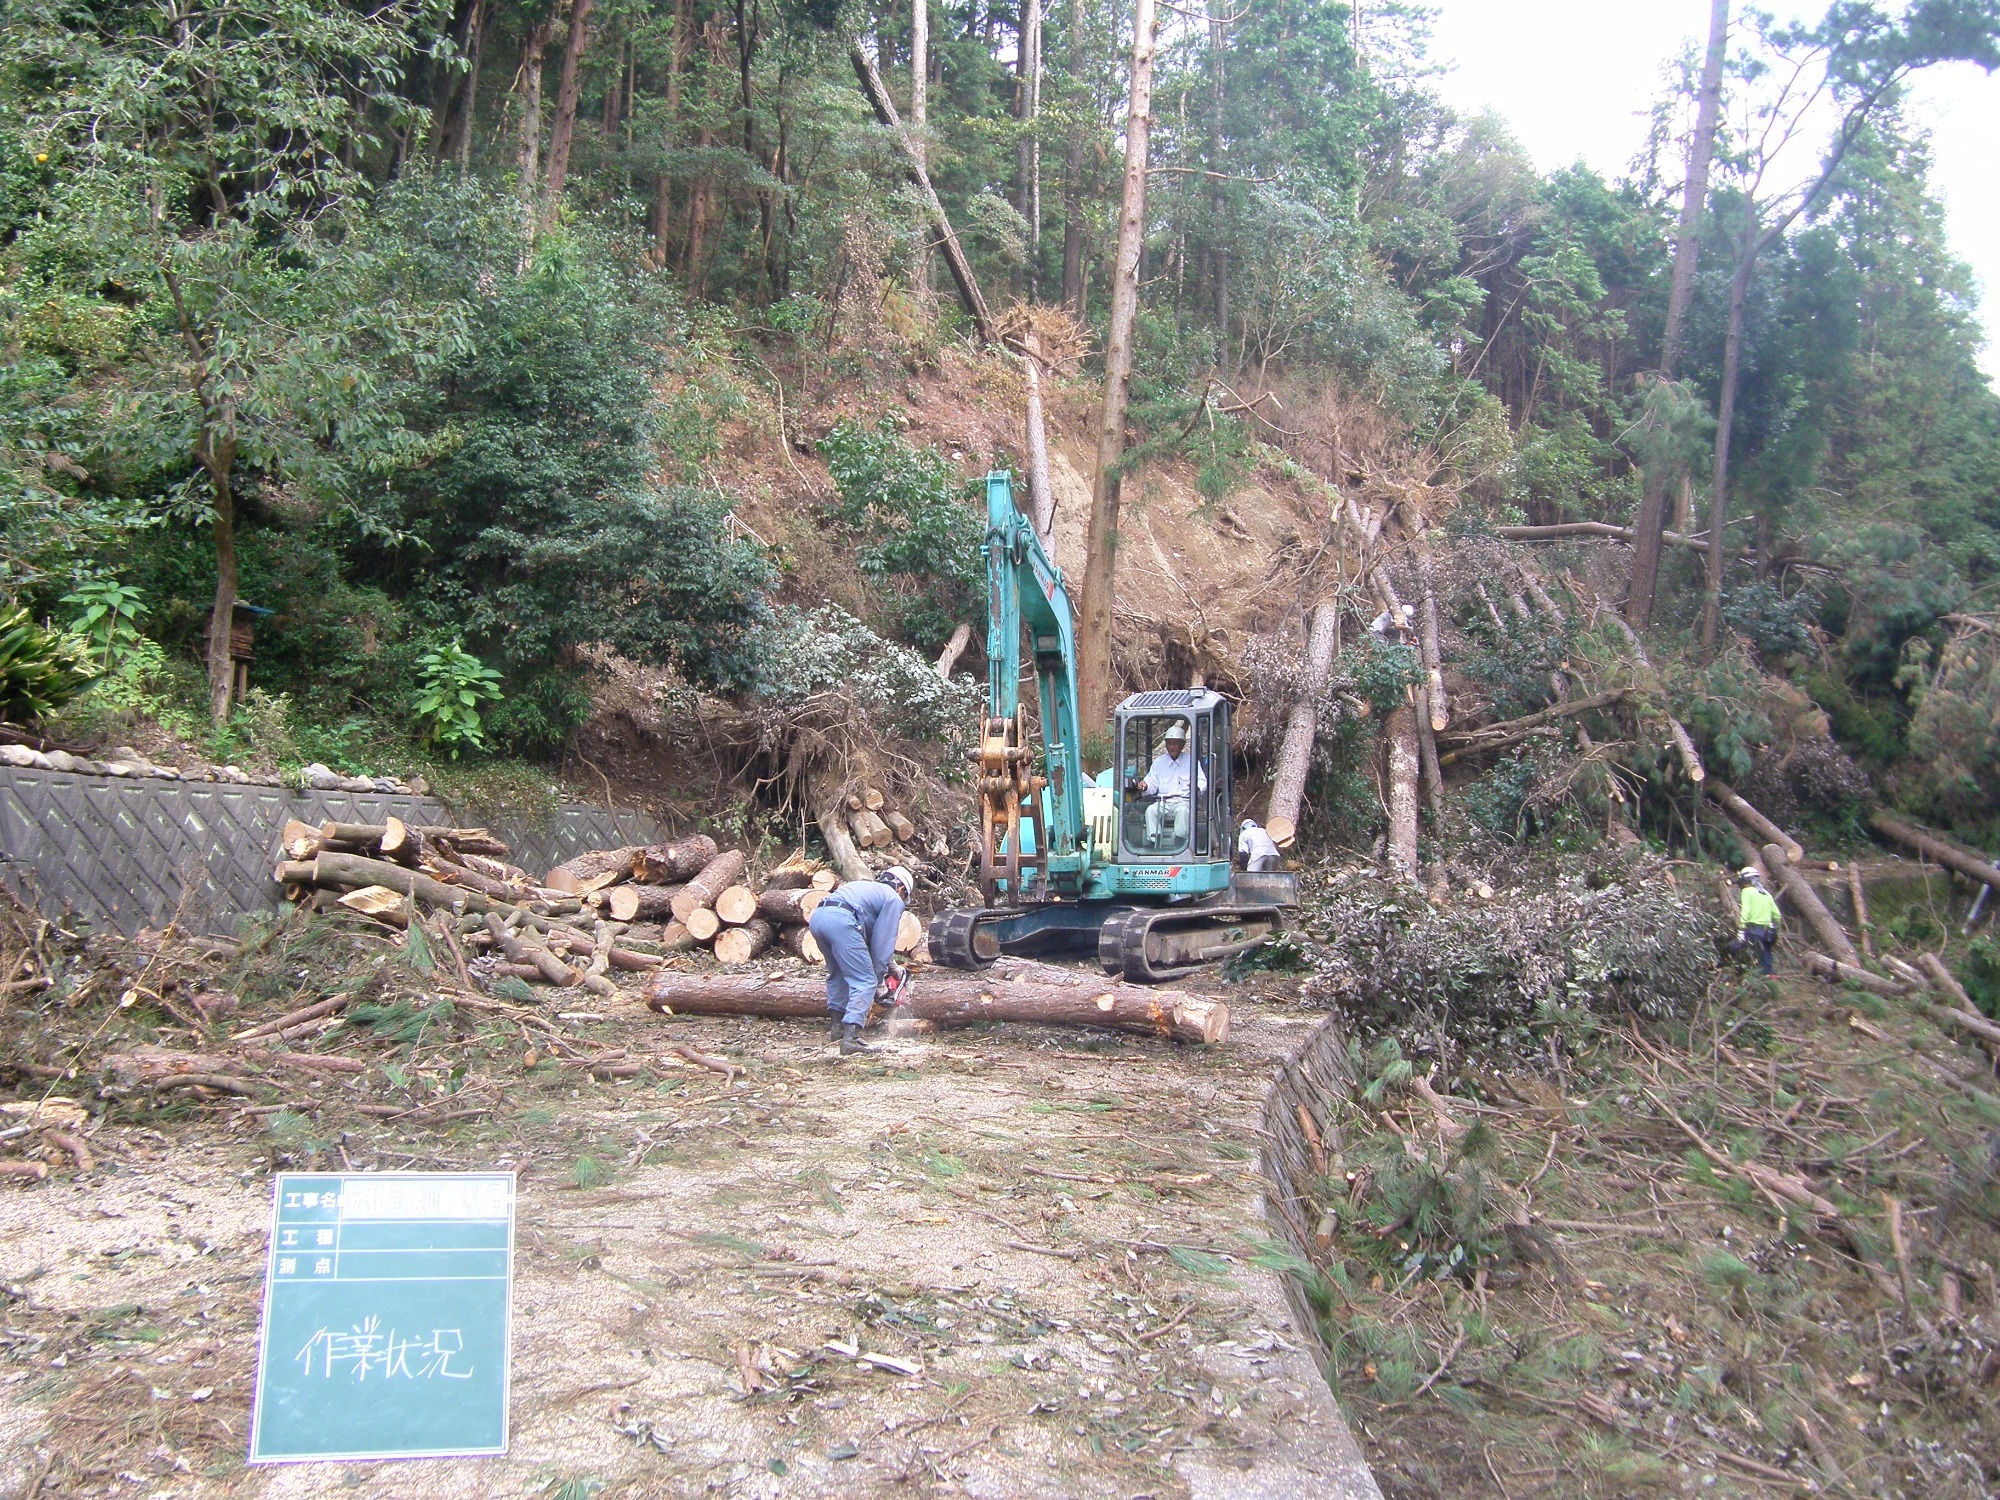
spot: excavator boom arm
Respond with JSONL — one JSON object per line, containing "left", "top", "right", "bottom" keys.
{"left": 984, "top": 472, "right": 1086, "bottom": 855}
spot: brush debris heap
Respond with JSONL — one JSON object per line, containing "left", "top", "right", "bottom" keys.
{"left": 272, "top": 819, "right": 923, "bottom": 990}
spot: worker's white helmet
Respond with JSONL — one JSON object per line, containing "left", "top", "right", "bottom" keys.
{"left": 1738, "top": 867, "right": 1759, "bottom": 884}
{"left": 1241, "top": 817, "right": 1257, "bottom": 830}
{"left": 1165, "top": 722, "right": 1188, "bottom": 742}
{"left": 879, "top": 865, "right": 913, "bottom": 898}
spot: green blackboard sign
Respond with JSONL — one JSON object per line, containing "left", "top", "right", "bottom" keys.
{"left": 248, "top": 1171, "right": 516, "bottom": 1463}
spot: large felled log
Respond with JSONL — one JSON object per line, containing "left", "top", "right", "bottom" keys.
{"left": 1416, "top": 689, "right": 1445, "bottom": 818}
{"left": 1764, "top": 845, "right": 1860, "bottom": 968}
{"left": 685, "top": 907, "right": 722, "bottom": 942}
{"left": 713, "top": 918, "right": 776, "bottom": 965}
{"left": 1385, "top": 704, "right": 1420, "bottom": 876}
{"left": 1705, "top": 780, "right": 1803, "bottom": 864}
{"left": 671, "top": 850, "right": 749, "bottom": 923}
{"left": 885, "top": 810, "right": 917, "bottom": 844}
{"left": 1915, "top": 955, "right": 2000, "bottom": 1054}
{"left": 715, "top": 885, "right": 760, "bottom": 925}
{"left": 1268, "top": 600, "right": 1340, "bottom": 832}
{"left": 1801, "top": 951, "right": 1907, "bottom": 999}
{"left": 757, "top": 887, "right": 825, "bottom": 924}
{"left": 633, "top": 834, "right": 721, "bottom": 885}
{"left": 645, "top": 960, "right": 1230, "bottom": 1043}
{"left": 413, "top": 826, "right": 509, "bottom": 857}
{"left": 1869, "top": 813, "right": 2000, "bottom": 895}
{"left": 379, "top": 817, "right": 422, "bottom": 865}
{"left": 779, "top": 924, "right": 824, "bottom": 963}
{"left": 1416, "top": 546, "right": 1450, "bottom": 731}
{"left": 1848, "top": 866, "right": 1873, "bottom": 958}
{"left": 816, "top": 796, "right": 873, "bottom": 883}
{"left": 895, "top": 912, "right": 925, "bottom": 953}
{"left": 545, "top": 846, "right": 648, "bottom": 894}
{"left": 1495, "top": 521, "right": 1716, "bottom": 553}
{"left": 605, "top": 884, "right": 683, "bottom": 923}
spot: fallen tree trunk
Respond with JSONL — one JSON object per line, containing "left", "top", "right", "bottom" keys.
{"left": 632, "top": 834, "right": 721, "bottom": 885}
{"left": 645, "top": 960, "right": 1230, "bottom": 1043}
{"left": 715, "top": 885, "right": 760, "bottom": 925}
{"left": 713, "top": 918, "right": 776, "bottom": 965}
{"left": 1599, "top": 612, "right": 1704, "bottom": 783}
{"left": 1870, "top": 813, "right": 2000, "bottom": 895}
{"left": 1416, "top": 542, "right": 1449, "bottom": 731}
{"left": 1764, "top": 845, "right": 1860, "bottom": 968}
{"left": 1495, "top": 521, "right": 1715, "bottom": 553}
{"left": 935, "top": 622, "right": 973, "bottom": 680}
{"left": 545, "top": 845, "right": 648, "bottom": 892}
{"left": 605, "top": 884, "right": 682, "bottom": 923}
{"left": 1706, "top": 780, "right": 1804, "bottom": 864}
{"left": 1801, "top": 950, "right": 1906, "bottom": 999}
{"left": 1416, "top": 689, "right": 1444, "bottom": 818}
{"left": 779, "top": 924, "right": 824, "bottom": 963}
{"left": 1914, "top": 953, "right": 2000, "bottom": 1052}
{"left": 1385, "top": 704, "right": 1420, "bottom": 877}
{"left": 671, "top": 850, "right": 749, "bottom": 923}
{"left": 303, "top": 852, "right": 501, "bottom": 914}
{"left": 816, "top": 802, "right": 874, "bottom": 883}
{"left": 1849, "top": 866, "right": 1873, "bottom": 958}
{"left": 1268, "top": 600, "right": 1339, "bottom": 831}
{"left": 757, "top": 887, "right": 825, "bottom": 924}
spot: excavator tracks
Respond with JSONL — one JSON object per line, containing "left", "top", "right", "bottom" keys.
{"left": 929, "top": 903, "right": 1280, "bottom": 984}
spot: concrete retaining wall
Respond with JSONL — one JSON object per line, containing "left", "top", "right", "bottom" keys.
{"left": 0, "top": 767, "right": 660, "bottom": 936}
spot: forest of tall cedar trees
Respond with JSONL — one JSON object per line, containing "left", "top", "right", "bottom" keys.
{"left": 4, "top": 0, "right": 2000, "bottom": 842}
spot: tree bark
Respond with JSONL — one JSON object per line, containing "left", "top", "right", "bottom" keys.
{"left": 605, "top": 883, "right": 684, "bottom": 922}
{"left": 1021, "top": 355, "right": 1057, "bottom": 551}
{"left": 910, "top": 0, "right": 930, "bottom": 303}
{"left": 713, "top": 917, "right": 775, "bottom": 964}
{"left": 632, "top": 833, "right": 722, "bottom": 884}
{"left": 539, "top": 0, "right": 596, "bottom": 222}
{"left": 1417, "top": 545, "right": 1448, "bottom": 730}
{"left": 1059, "top": 0, "right": 1088, "bottom": 315}
{"left": 1385, "top": 703, "right": 1420, "bottom": 877}
{"left": 1870, "top": 813, "right": 2000, "bottom": 894}
{"left": 1800, "top": 951, "right": 1905, "bottom": 1000}
{"left": 1268, "top": 600, "right": 1339, "bottom": 831}
{"left": 1017, "top": 0, "right": 1042, "bottom": 296}
{"left": 816, "top": 800, "right": 874, "bottom": 882}
{"left": 545, "top": 845, "right": 648, "bottom": 891}
{"left": 935, "top": 621, "right": 972, "bottom": 679}
{"left": 1499, "top": 522, "right": 1715, "bottom": 554}
{"left": 204, "top": 453, "right": 238, "bottom": 725}
{"left": 1076, "top": 0, "right": 1158, "bottom": 733}
{"left": 849, "top": 41, "right": 993, "bottom": 340}
{"left": 671, "top": 850, "right": 750, "bottom": 922}
{"left": 517, "top": 13, "right": 557, "bottom": 197}
{"left": 756, "top": 887, "right": 825, "bottom": 924}
{"left": 1763, "top": 844, "right": 1859, "bottom": 968}
{"left": 1704, "top": 779, "right": 1803, "bottom": 864}
{"left": 1628, "top": 0, "right": 1728, "bottom": 628}
{"left": 645, "top": 959, "right": 1231, "bottom": 1044}
{"left": 1700, "top": 248, "right": 1753, "bottom": 648}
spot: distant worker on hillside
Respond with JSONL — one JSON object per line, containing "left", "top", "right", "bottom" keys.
{"left": 1139, "top": 721, "right": 1206, "bottom": 845}
{"left": 1237, "top": 818, "right": 1282, "bottom": 873}
{"left": 1368, "top": 603, "right": 1415, "bottom": 646}
{"left": 1731, "top": 867, "right": 1781, "bottom": 975}
{"left": 807, "top": 865, "right": 912, "bottom": 1055}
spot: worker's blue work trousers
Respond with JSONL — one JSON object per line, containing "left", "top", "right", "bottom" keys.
{"left": 808, "top": 905, "right": 878, "bottom": 1025}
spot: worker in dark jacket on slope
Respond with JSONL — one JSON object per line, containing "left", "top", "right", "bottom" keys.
{"left": 807, "top": 866, "right": 912, "bottom": 1055}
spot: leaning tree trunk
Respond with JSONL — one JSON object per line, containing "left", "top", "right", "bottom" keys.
{"left": 540, "top": 0, "right": 596, "bottom": 224}
{"left": 1628, "top": 0, "right": 1728, "bottom": 628}
{"left": 1075, "top": 0, "right": 1158, "bottom": 734}
{"left": 910, "top": 0, "right": 930, "bottom": 306}
{"left": 1267, "top": 600, "right": 1339, "bottom": 831}
{"left": 1700, "top": 245, "right": 1755, "bottom": 648}
{"left": 1017, "top": 0, "right": 1042, "bottom": 297}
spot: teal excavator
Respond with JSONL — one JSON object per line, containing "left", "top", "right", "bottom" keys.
{"left": 926, "top": 473, "right": 1296, "bottom": 983}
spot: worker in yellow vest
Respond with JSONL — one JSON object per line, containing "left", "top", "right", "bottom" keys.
{"left": 1732, "top": 867, "right": 1781, "bottom": 975}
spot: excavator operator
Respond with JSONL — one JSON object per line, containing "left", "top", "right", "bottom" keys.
{"left": 1139, "top": 721, "right": 1205, "bottom": 847}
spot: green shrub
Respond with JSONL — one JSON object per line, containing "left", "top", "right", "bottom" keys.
{"left": 818, "top": 417, "right": 981, "bottom": 650}
{"left": 0, "top": 603, "right": 88, "bottom": 723}
{"left": 413, "top": 642, "right": 502, "bottom": 757}
{"left": 60, "top": 578, "right": 146, "bottom": 672}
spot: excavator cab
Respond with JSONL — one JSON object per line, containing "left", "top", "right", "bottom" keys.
{"left": 1113, "top": 691, "right": 1231, "bottom": 862}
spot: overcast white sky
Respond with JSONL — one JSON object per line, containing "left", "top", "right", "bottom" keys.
{"left": 1423, "top": 2, "right": 2000, "bottom": 379}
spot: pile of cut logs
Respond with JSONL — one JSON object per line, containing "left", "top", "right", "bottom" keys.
{"left": 273, "top": 820, "right": 923, "bottom": 987}
{"left": 844, "top": 786, "right": 918, "bottom": 851}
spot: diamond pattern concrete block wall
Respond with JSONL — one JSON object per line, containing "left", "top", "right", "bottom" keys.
{"left": 0, "top": 769, "right": 661, "bottom": 935}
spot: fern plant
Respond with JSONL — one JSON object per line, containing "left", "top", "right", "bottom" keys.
{"left": 0, "top": 604, "right": 88, "bottom": 724}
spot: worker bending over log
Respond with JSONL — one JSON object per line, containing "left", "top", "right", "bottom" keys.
{"left": 807, "top": 865, "right": 913, "bottom": 1055}
{"left": 1237, "top": 818, "right": 1282, "bottom": 872}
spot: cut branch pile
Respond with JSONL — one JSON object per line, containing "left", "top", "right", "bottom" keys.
{"left": 272, "top": 823, "right": 905, "bottom": 992}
